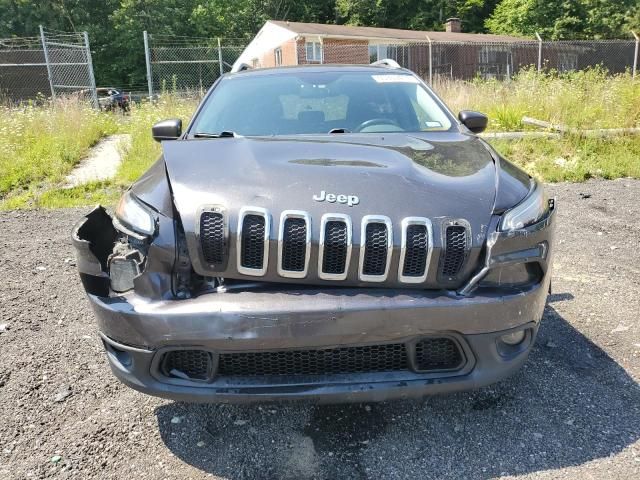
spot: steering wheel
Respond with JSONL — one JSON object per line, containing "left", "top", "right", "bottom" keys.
{"left": 354, "top": 118, "right": 402, "bottom": 132}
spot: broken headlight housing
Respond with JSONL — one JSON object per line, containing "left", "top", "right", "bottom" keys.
{"left": 114, "top": 191, "right": 156, "bottom": 236}
{"left": 499, "top": 182, "right": 551, "bottom": 231}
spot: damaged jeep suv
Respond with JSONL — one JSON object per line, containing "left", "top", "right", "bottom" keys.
{"left": 72, "top": 62, "right": 555, "bottom": 403}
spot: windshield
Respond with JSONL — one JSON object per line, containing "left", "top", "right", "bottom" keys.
{"left": 191, "top": 70, "right": 453, "bottom": 136}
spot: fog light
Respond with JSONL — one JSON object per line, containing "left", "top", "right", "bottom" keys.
{"left": 500, "top": 330, "right": 526, "bottom": 346}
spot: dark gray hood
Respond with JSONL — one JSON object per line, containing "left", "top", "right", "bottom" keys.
{"left": 161, "top": 132, "right": 501, "bottom": 284}
{"left": 162, "top": 132, "right": 497, "bottom": 226}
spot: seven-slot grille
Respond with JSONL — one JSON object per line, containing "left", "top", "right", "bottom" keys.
{"left": 199, "top": 211, "right": 225, "bottom": 265}
{"left": 198, "top": 207, "right": 471, "bottom": 284}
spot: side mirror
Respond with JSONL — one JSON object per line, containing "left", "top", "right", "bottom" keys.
{"left": 458, "top": 110, "right": 488, "bottom": 134}
{"left": 152, "top": 118, "right": 182, "bottom": 142}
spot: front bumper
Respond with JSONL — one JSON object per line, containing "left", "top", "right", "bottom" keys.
{"left": 74, "top": 203, "right": 555, "bottom": 403}
{"left": 90, "top": 280, "right": 546, "bottom": 403}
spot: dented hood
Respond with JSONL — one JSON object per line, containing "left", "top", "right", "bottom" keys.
{"left": 161, "top": 132, "right": 499, "bottom": 268}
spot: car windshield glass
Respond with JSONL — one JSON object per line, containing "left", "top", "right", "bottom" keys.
{"left": 191, "top": 70, "right": 453, "bottom": 136}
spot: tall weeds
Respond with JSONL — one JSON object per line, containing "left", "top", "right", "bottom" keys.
{"left": 0, "top": 97, "right": 118, "bottom": 197}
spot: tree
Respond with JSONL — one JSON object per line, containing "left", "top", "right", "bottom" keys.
{"left": 486, "top": 0, "right": 639, "bottom": 39}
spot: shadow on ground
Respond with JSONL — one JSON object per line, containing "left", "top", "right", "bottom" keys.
{"left": 155, "top": 303, "right": 639, "bottom": 479}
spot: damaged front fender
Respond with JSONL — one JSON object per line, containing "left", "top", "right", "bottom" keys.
{"left": 73, "top": 204, "right": 180, "bottom": 300}
{"left": 72, "top": 206, "right": 117, "bottom": 297}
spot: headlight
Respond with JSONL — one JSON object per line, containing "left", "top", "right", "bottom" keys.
{"left": 499, "top": 182, "right": 550, "bottom": 231}
{"left": 115, "top": 191, "right": 155, "bottom": 235}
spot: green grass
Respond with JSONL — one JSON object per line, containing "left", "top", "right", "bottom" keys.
{"left": 1, "top": 69, "right": 639, "bottom": 210}
{"left": 491, "top": 135, "right": 640, "bottom": 183}
{"left": 0, "top": 181, "right": 121, "bottom": 210}
{"left": 0, "top": 98, "right": 119, "bottom": 201}
{"left": 436, "top": 67, "right": 640, "bottom": 132}
{"left": 115, "top": 96, "right": 197, "bottom": 184}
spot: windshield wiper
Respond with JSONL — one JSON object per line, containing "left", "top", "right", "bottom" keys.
{"left": 193, "top": 131, "right": 237, "bottom": 138}
{"left": 328, "top": 128, "right": 351, "bottom": 134}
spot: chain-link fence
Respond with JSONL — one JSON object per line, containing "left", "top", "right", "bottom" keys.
{"left": 311, "top": 38, "right": 639, "bottom": 82}
{"left": 143, "top": 32, "right": 246, "bottom": 98}
{"left": 0, "top": 27, "right": 97, "bottom": 106}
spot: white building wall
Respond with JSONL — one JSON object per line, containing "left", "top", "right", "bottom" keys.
{"left": 233, "top": 21, "right": 297, "bottom": 70}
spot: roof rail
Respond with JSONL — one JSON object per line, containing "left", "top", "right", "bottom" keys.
{"left": 231, "top": 62, "right": 252, "bottom": 73}
{"left": 371, "top": 59, "right": 401, "bottom": 69}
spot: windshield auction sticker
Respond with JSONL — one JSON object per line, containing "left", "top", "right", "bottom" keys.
{"left": 372, "top": 74, "right": 419, "bottom": 83}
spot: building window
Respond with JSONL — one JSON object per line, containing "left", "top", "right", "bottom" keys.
{"left": 369, "top": 44, "right": 388, "bottom": 62}
{"left": 305, "top": 41, "right": 322, "bottom": 62}
{"left": 274, "top": 48, "right": 282, "bottom": 66}
{"left": 251, "top": 58, "right": 259, "bottom": 68}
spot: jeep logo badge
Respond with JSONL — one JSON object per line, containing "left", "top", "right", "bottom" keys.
{"left": 313, "top": 190, "right": 360, "bottom": 207}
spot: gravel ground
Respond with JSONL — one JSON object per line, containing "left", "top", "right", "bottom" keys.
{"left": 0, "top": 179, "right": 639, "bottom": 479}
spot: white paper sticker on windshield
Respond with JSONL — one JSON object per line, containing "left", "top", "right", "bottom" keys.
{"left": 372, "top": 74, "right": 419, "bottom": 84}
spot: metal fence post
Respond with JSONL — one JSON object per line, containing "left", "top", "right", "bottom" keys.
{"left": 633, "top": 31, "right": 639, "bottom": 79}
{"left": 536, "top": 32, "right": 543, "bottom": 72}
{"left": 217, "top": 38, "right": 224, "bottom": 76}
{"left": 143, "top": 31, "right": 153, "bottom": 99}
{"left": 39, "top": 25, "right": 56, "bottom": 100}
{"left": 83, "top": 31, "right": 99, "bottom": 109}
{"left": 426, "top": 36, "right": 433, "bottom": 84}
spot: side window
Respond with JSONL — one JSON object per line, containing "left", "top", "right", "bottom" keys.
{"left": 274, "top": 48, "right": 282, "bottom": 66}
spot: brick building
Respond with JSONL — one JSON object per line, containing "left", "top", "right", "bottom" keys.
{"left": 234, "top": 20, "right": 530, "bottom": 80}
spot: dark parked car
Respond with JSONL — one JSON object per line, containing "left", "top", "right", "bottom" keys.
{"left": 97, "top": 87, "right": 130, "bottom": 112}
{"left": 72, "top": 62, "right": 555, "bottom": 403}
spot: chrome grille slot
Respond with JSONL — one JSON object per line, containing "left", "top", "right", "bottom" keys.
{"left": 319, "top": 214, "right": 352, "bottom": 280}
{"left": 199, "top": 211, "right": 226, "bottom": 265}
{"left": 359, "top": 216, "right": 393, "bottom": 282}
{"left": 237, "top": 207, "right": 270, "bottom": 276}
{"left": 441, "top": 222, "right": 470, "bottom": 280}
{"left": 399, "top": 217, "right": 432, "bottom": 283}
{"left": 278, "top": 210, "right": 311, "bottom": 278}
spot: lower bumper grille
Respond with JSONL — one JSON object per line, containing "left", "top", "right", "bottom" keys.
{"left": 158, "top": 337, "right": 465, "bottom": 382}
{"left": 161, "top": 349, "right": 214, "bottom": 381}
{"left": 218, "top": 343, "right": 409, "bottom": 376}
{"left": 414, "top": 337, "right": 464, "bottom": 371}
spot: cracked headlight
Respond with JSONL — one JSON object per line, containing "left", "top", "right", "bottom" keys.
{"left": 115, "top": 191, "right": 155, "bottom": 236}
{"left": 500, "top": 182, "right": 550, "bottom": 231}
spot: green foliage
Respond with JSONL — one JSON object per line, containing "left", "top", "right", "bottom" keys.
{"left": 0, "top": 99, "right": 119, "bottom": 198}
{"left": 115, "top": 96, "right": 197, "bottom": 183}
{"left": 1, "top": 1, "right": 637, "bottom": 89}
{"left": 492, "top": 136, "right": 640, "bottom": 182}
{"left": 436, "top": 67, "right": 640, "bottom": 131}
{"left": 486, "top": 0, "right": 639, "bottom": 39}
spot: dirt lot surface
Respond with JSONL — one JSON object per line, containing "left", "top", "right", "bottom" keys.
{"left": 0, "top": 179, "right": 639, "bottom": 479}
